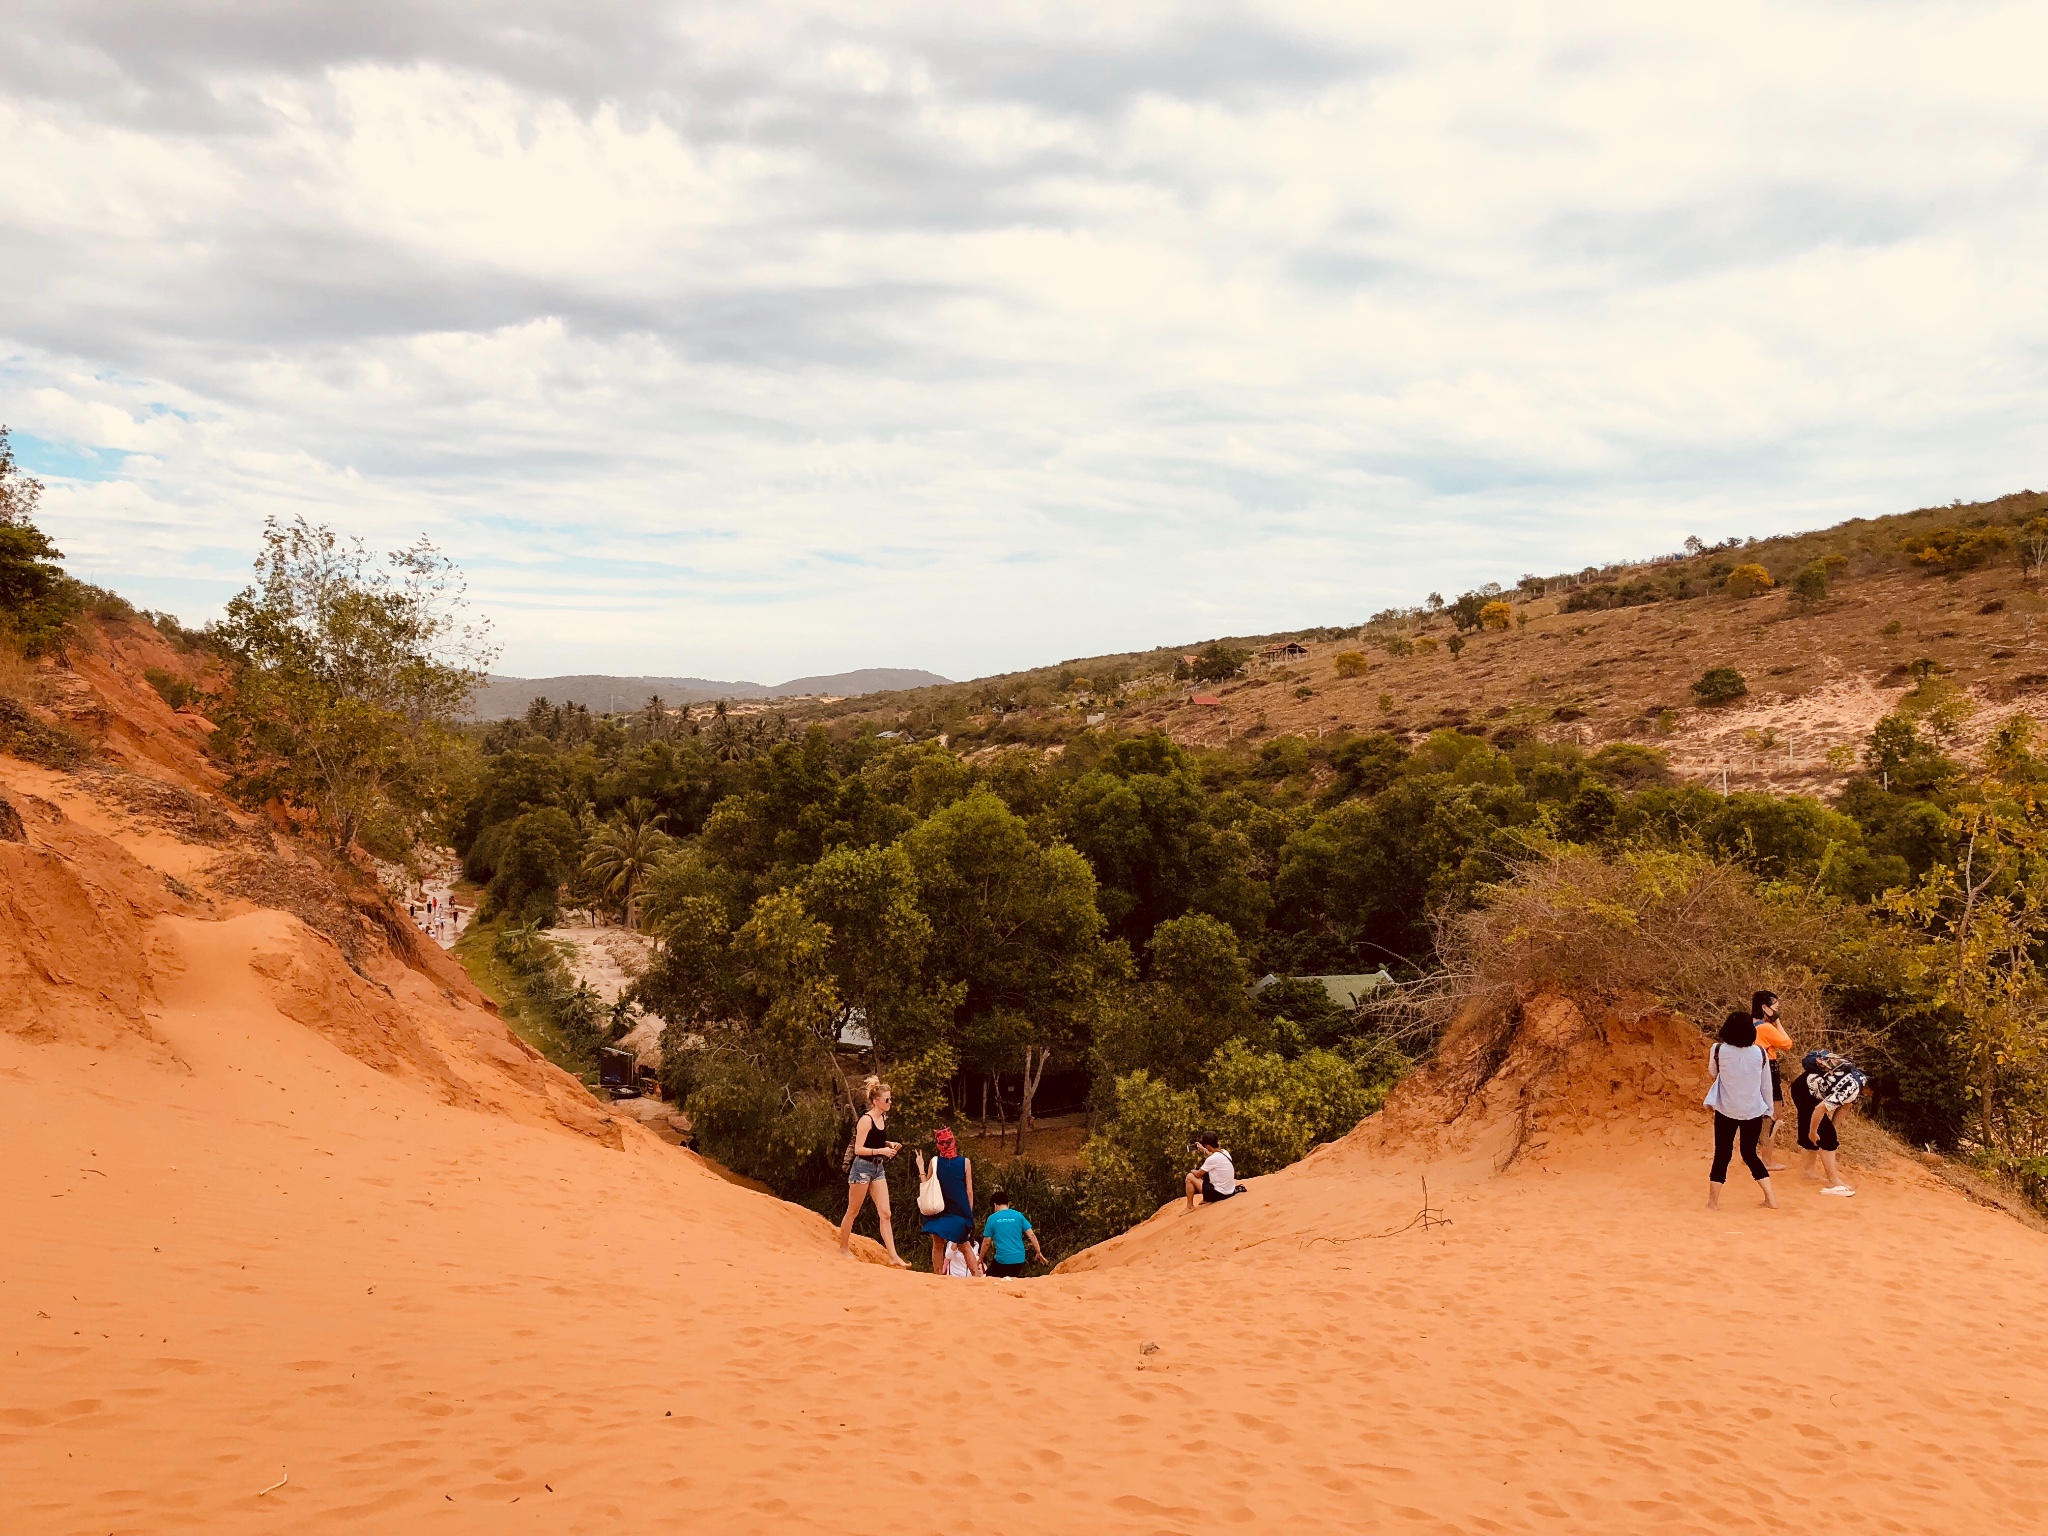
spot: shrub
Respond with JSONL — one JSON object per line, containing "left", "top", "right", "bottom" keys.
{"left": 144, "top": 667, "right": 198, "bottom": 710}
{"left": 1901, "top": 526, "right": 2012, "bottom": 574}
{"left": 1078, "top": 1041, "right": 1391, "bottom": 1236}
{"left": 1480, "top": 601, "right": 1513, "bottom": 631}
{"left": 1791, "top": 560, "right": 1831, "bottom": 605}
{"left": 0, "top": 695, "right": 90, "bottom": 768}
{"left": 1691, "top": 667, "right": 1748, "bottom": 706}
{"left": 1724, "top": 563, "right": 1775, "bottom": 598}
{"left": 1447, "top": 634, "right": 1466, "bottom": 660}
{"left": 1587, "top": 742, "right": 1672, "bottom": 789}
{"left": 1175, "top": 643, "right": 1250, "bottom": 683}
{"left": 1402, "top": 847, "right": 1829, "bottom": 1039}
{"left": 1333, "top": 651, "right": 1369, "bottom": 678}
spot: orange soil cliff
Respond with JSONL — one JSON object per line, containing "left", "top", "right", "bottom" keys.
{"left": 7, "top": 626, "right": 2048, "bottom": 1535}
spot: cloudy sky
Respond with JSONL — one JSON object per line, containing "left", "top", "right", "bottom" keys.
{"left": 3, "top": 2, "right": 2044, "bottom": 682}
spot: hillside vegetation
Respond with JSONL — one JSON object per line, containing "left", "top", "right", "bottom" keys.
{"left": 9, "top": 436, "right": 2048, "bottom": 1252}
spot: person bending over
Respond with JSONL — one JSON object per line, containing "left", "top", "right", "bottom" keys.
{"left": 979, "top": 1189, "right": 1046, "bottom": 1278}
{"left": 1184, "top": 1131, "right": 1240, "bottom": 1213}
{"left": 1792, "top": 1051, "right": 1857, "bottom": 1197}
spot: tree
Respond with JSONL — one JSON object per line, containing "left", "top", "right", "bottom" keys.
{"left": 212, "top": 517, "right": 495, "bottom": 853}
{"left": 1691, "top": 667, "right": 1748, "bottom": 706}
{"left": 0, "top": 426, "right": 70, "bottom": 654}
{"left": 904, "top": 791, "right": 1113, "bottom": 1152}
{"left": 2023, "top": 518, "right": 2048, "bottom": 584}
{"left": 486, "top": 807, "right": 581, "bottom": 924}
{"left": 580, "top": 798, "right": 673, "bottom": 926}
{"left": 1724, "top": 564, "right": 1775, "bottom": 598}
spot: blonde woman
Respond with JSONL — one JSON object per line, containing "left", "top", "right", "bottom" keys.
{"left": 838, "top": 1078, "right": 910, "bottom": 1267}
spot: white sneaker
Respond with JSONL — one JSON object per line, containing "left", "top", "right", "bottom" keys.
{"left": 1820, "top": 1185, "right": 1856, "bottom": 1197}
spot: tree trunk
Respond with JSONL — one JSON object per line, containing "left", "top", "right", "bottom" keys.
{"left": 1016, "top": 1045, "right": 1050, "bottom": 1156}
{"left": 979, "top": 1077, "right": 988, "bottom": 1141}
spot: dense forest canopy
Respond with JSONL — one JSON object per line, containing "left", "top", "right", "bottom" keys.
{"left": 450, "top": 661, "right": 2046, "bottom": 1243}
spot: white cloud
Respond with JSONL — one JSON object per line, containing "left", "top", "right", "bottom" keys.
{"left": 2, "top": 0, "right": 2044, "bottom": 681}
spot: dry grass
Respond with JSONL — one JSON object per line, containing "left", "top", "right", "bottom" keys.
{"left": 0, "top": 635, "right": 40, "bottom": 703}
{"left": 1380, "top": 846, "right": 1831, "bottom": 1045}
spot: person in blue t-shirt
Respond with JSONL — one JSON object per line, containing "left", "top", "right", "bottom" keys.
{"left": 978, "top": 1188, "right": 1047, "bottom": 1277}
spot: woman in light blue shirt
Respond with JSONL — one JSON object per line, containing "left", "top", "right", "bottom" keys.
{"left": 1704, "top": 1012, "right": 1779, "bottom": 1212}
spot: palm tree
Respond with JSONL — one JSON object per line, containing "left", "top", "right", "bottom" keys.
{"left": 580, "top": 799, "right": 671, "bottom": 928}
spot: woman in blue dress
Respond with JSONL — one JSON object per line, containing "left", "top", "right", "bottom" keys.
{"left": 916, "top": 1127, "right": 983, "bottom": 1276}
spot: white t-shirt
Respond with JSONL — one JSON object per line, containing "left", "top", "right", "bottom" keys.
{"left": 944, "top": 1242, "right": 972, "bottom": 1278}
{"left": 1201, "top": 1149, "right": 1237, "bottom": 1195}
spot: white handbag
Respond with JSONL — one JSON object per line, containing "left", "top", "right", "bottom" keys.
{"left": 917, "top": 1157, "right": 946, "bottom": 1216}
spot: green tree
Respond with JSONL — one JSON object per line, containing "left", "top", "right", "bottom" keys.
{"left": 579, "top": 798, "right": 673, "bottom": 927}
{"left": 905, "top": 790, "right": 1113, "bottom": 1151}
{"left": 1690, "top": 667, "right": 1748, "bottom": 706}
{"left": 212, "top": 517, "right": 495, "bottom": 853}
{"left": 0, "top": 427, "right": 70, "bottom": 654}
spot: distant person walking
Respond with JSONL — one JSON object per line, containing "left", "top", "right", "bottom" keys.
{"left": 916, "top": 1127, "right": 983, "bottom": 1276}
{"left": 1752, "top": 989, "right": 1794, "bottom": 1169}
{"left": 837, "top": 1077, "right": 910, "bottom": 1267}
{"left": 979, "top": 1189, "right": 1047, "bottom": 1277}
{"left": 1792, "top": 1050, "right": 1859, "bottom": 1197}
{"left": 1705, "top": 1012, "right": 1779, "bottom": 1211}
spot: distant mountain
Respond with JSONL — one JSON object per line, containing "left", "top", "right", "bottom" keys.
{"left": 467, "top": 668, "right": 951, "bottom": 720}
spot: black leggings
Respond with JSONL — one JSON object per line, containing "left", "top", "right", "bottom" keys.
{"left": 1710, "top": 1112, "right": 1771, "bottom": 1184}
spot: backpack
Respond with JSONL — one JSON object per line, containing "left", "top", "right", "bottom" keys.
{"left": 1811, "top": 1062, "right": 1865, "bottom": 1108}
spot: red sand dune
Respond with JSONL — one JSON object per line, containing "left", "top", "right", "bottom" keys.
{"left": 7, "top": 634, "right": 2048, "bottom": 1534}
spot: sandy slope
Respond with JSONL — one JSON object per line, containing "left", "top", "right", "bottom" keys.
{"left": 8, "top": 627, "right": 2048, "bottom": 1534}
{"left": 11, "top": 957, "right": 2048, "bottom": 1534}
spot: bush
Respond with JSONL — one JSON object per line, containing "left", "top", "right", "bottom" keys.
{"left": 1333, "top": 651, "right": 1369, "bottom": 678}
{"left": 1401, "top": 847, "right": 1830, "bottom": 1040}
{"left": 1724, "top": 563, "right": 1775, "bottom": 598}
{"left": 1902, "top": 526, "right": 2012, "bottom": 574}
{"left": 1691, "top": 667, "right": 1748, "bottom": 705}
{"left": 144, "top": 667, "right": 198, "bottom": 710}
{"left": 1078, "top": 1070, "right": 1201, "bottom": 1234}
{"left": 685, "top": 1044, "right": 843, "bottom": 1195}
{"left": 484, "top": 806, "right": 582, "bottom": 923}
{"left": 1791, "top": 560, "right": 1832, "bottom": 605}
{"left": 1175, "top": 643, "right": 1249, "bottom": 683}
{"left": 1079, "top": 1040, "right": 1392, "bottom": 1237}
{"left": 1587, "top": 742, "right": 1672, "bottom": 789}
{"left": 0, "top": 695, "right": 90, "bottom": 768}
{"left": 491, "top": 920, "right": 608, "bottom": 1071}
{"left": 1480, "top": 601, "right": 1514, "bottom": 631}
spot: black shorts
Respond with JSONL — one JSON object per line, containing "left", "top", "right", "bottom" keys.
{"left": 1791, "top": 1077, "right": 1838, "bottom": 1152}
{"left": 1769, "top": 1058, "right": 1783, "bottom": 1103}
{"left": 987, "top": 1260, "right": 1028, "bottom": 1277}
{"left": 1200, "top": 1173, "right": 1238, "bottom": 1204}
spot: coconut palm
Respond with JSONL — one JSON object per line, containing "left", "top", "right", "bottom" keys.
{"left": 580, "top": 798, "right": 672, "bottom": 928}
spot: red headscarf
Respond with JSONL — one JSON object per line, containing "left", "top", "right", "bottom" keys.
{"left": 934, "top": 1127, "right": 958, "bottom": 1158}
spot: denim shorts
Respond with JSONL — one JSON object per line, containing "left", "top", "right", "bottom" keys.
{"left": 848, "top": 1156, "right": 889, "bottom": 1183}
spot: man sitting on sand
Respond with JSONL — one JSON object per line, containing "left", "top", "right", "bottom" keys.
{"left": 979, "top": 1188, "right": 1046, "bottom": 1277}
{"left": 1184, "top": 1131, "right": 1240, "bottom": 1212}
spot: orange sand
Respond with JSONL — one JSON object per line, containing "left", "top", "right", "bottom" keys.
{"left": 8, "top": 628, "right": 2048, "bottom": 1533}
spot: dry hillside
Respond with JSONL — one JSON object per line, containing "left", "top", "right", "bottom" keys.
{"left": 807, "top": 490, "right": 2048, "bottom": 793}
{"left": 6, "top": 611, "right": 2048, "bottom": 1534}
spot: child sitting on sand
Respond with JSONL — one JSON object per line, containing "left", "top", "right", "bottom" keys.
{"left": 979, "top": 1189, "right": 1046, "bottom": 1277}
